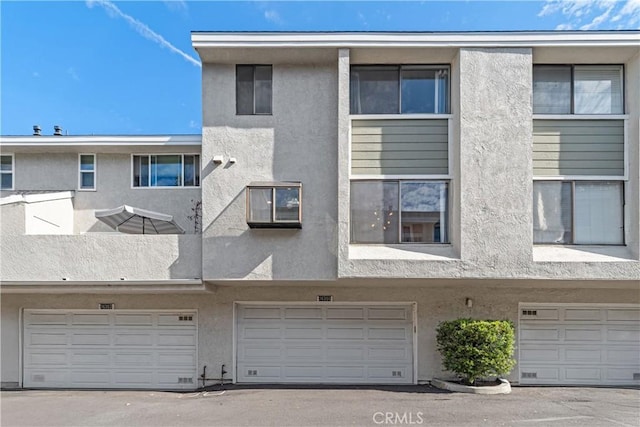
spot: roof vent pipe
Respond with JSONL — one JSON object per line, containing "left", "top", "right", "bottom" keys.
{"left": 33, "top": 125, "right": 41, "bottom": 136}
{"left": 53, "top": 125, "right": 63, "bottom": 136}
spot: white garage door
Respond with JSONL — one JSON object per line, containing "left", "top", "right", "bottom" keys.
{"left": 519, "top": 305, "right": 640, "bottom": 385}
{"left": 236, "top": 304, "right": 415, "bottom": 384}
{"left": 23, "top": 310, "right": 198, "bottom": 389}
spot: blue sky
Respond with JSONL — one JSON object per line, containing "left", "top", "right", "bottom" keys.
{"left": 1, "top": 0, "right": 639, "bottom": 136}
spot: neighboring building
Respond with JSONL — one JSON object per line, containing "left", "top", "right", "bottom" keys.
{"left": 1, "top": 31, "right": 639, "bottom": 389}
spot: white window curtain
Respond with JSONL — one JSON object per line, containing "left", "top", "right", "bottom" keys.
{"left": 533, "top": 181, "right": 572, "bottom": 243}
{"left": 574, "top": 66, "right": 623, "bottom": 114}
{"left": 533, "top": 66, "right": 571, "bottom": 114}
{"left": 574, "top": 182, "right": 624, "bottom": 244}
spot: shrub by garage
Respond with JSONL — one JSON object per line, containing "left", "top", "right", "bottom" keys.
{"left": 436, "top": 318, "right": 516, "bottom": 386}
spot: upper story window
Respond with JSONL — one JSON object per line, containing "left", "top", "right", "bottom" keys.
{"left": 533, "top": 180, "right": 624, "bottom": 245}
{"left": 132, "top": 154, "right": 200, "bottom": 188}
{"left": 350, "top": 180, "right": 449, "bottom": 244}
{"left": 78, "top": 154, "right": 96, "bottom": 191}
{"left": 350, "top": 65, "right": 450, "bottom": 114}
{"left": 236, "top": 65, "right": 272, "bottom": 115}
{"left": 533, "top": 65, "right": 624, "bottom": 115}
{"left": 246, "top": 182, "right": 302, "bottom": 229}
{"left": 1, "top": 154, "right": 14, "bottom": 190}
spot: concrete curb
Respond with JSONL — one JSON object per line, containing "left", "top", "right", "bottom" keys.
{"left": 431, "top": 378, "right": 511, "bottom": 394}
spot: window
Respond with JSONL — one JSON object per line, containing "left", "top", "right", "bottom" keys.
{"left": 533, "top": 65, "right": 623, "bottom": 114}
{"left": 132, "top": 155, "right": 200, "bottom": 188}
{"left": 533, "top": 181, "right": 624, "bottom": 245}
{"left": 350, "top": 181, "right": 449, "bottom": 244}
{"left": 78, "top": 154, "right": 96, "bottom": 190}
{"left": 236, "top": 65, "right": 272, "bottom": 115}
{"left": 246, "top": 182, "right": 302, "bottom": 228}
{"left": 1, "top": 154, "right": 13, "bottom": 190}
{"left": 350, "top": 65, "right": 450, "bottom": 114}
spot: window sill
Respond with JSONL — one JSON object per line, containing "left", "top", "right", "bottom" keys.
{"left": 349, "top": 244, "right": 459, "bottom": 261}
{"left": 533, "top": 245, "right": 636, "bottom": 262}
{"left": 532, "top": 114, "right": 628, "bottom": 120}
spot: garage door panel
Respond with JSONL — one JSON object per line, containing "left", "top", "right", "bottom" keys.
{"left": 520, "top": 327, "right": 560, "bottom": 341}
{"left": 285, "top": 308, "right": 322, "bottom": 319}
{"left": 28, "top": 352, "right": 68, "bottom": 366}
{"left": 286, "top": 346, "right": 324, "bottom": 359}
{"left": 565, "top": 348, "right": 602, "bottom": 362}
{"left": 116, "top": 314, "right": 153, "bottom": 326}
{"left": 158, "top": 332, "right": 196, "bottom": 346}
{"left": 565, "top": 309, "right": 602, "bottom": 321}
{"left": 285, "top": 327, "right": 323, "bottom": 339}
{"left": 605, "top": 368, "right": 640, "bottom": 382}
{"left": 71, "top": 332, "right": 110, "bottom": 346}
{"left": 607, "top": 309, "right": 640, "bottom": 322}
{"left": 237, "top": 304, "right": 414, "bottom": 384}
{"left": 520, "top": 346, "right": 560, "bottom": 362}
{"left": 243, "top": 327, "right": 281, "bottom": 339}
{"left": 606, "top": 348, "right": 640, "bottom": 363}
{"left": 326, "top": 347, "right": 364, "bottom": 360}
{"left": 369, "top": 347, "right": 410, "bottom": 361}
{"left": 71, "top": 314, "right": 110, "bottom": 325}
{"left": 242, "top": 307, "right": 281, "bottom": 319}
{"left": 26, "top": 313, "right": 68, "bottom": 325}
{"left": 607, "top": 328, "right": 640, "bottom": 342}
{"left": 327, "top": 327, "right": 364, "bottom": 340}
{"left": 24, "top": 310, "right": 197, "bottom": 389}
{"left": 520, "top": 305, "right": 640, "bottom": 386}
{"left": 565, "top": 327, "right": 602, "bottom": 341}
{"left": 327, "top": 308, "right": 364, "bottom": 319}
{"left": 368, "top": 308, "right": 408, "bottom": 320}
{"left": 368, "top": 327, "right": 408, "bottom": 340}
{"left": 327, "top": 366, "right": 366, "bottom": 379}
{"left": 71, "top": 352, "right": 110, "bottom": 365}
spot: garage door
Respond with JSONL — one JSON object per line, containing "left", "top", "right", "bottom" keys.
{"left": 236, "top": 304, "right": 414, "bottom": 384}
{"left": 519, "top": 305, "right": 640, "bottom": 385}
{"left": 23, "top": 310, "right": 197, "bottom": 389}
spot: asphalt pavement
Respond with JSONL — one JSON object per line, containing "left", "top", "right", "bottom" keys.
{"left": 1, "top": 385, "right": 639, "bottom": 427}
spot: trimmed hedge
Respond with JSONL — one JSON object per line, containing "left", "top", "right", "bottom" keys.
{"left": 436, "top": 318, "right": 516, "bottom": 386}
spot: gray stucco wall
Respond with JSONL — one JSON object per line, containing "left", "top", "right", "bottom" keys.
{"left": 4, "top": 151, "right": 201, "bottom": 234}
{"left": 201, "top": 58, "right": 339, "bottom": 281}
{"left": 2, "top": 283, "right": 638, "bottom": 387}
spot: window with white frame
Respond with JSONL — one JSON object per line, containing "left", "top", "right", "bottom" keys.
{"left": 533, "top": 181, "right": 624, "bottom": 245}
{"left": 236, "top": 65, "right": 272, "bottom": 115}
{"left": 132, "top": 154, "right": 200, "bottom": 188}
{"left": 350, "top": 65, "right": 450, "bottom": 114}
{"left": 1, "top": 154, "right": 14, "bottom": 190}
{"left": 78, "top": 154, "right": 96, "bottom": 190}
{"left": 533, "top": 65, "right": 624, "bottom": 115}
{"left": 350, "top": 180, "right": 449, "bottom": 244}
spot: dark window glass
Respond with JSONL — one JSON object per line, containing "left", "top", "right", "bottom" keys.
{"left": 237, "top": 65, "right": 272, "bottom": 115}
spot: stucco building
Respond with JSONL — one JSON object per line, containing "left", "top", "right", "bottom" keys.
{"left": 1, "top": 31, "right": 639, "bottom": 389}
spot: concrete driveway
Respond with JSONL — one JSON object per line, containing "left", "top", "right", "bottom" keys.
{"left": 1, "top": 385, "right": 639, "bottom": 427}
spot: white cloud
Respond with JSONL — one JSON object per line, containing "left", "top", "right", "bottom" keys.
{"left": 86, "top": 0, "right": 201, "bottom": 67}
{"left": 580, "top": 4, "right": 614, "bottom": 30}
{"left": 67, "top": 67, "right": 79, "bottom": 81}
{"left": 164, "top": 0, "right": 187, "bottom": 13}
{"left": 539, "top": 0, "right": 640, "bottom": 29}
{"left": 264, "top": 9, "right": 283, "bottom": 25}
{"left": 32, "top": 71, "right": 40, "bottom": 78}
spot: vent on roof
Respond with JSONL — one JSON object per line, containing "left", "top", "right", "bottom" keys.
{"left": 317, "top": 295, "right": 333, "bottom": 302}
{"left": 99, "top": 303, "right": 115, "bottom": 310}
{"left": 53, "top": 125, "right": 63, "bottom": 136}
{"left": 33, "top": 125, "right": 41, "bottom": 136}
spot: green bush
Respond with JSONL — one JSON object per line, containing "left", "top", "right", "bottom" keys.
{"left": 436, "top": 318, "right": 516, "bottom": 386}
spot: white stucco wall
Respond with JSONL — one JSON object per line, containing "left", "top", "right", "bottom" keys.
{"left": 201, "top": 55, "right": 339, "bottom": 281}
{"left": 2, "top": 283, "right": 638, "bottom": 387}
